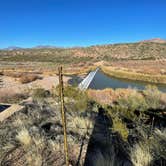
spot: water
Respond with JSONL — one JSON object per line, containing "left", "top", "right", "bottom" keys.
{"left": 0, "top": 105, "right": 10, "bottom": 113}
{"left": 89, "top": 70, "right": 166, "bottom": 92}
{"left": 69, "top": 70, "right": 166, "bottom": 92}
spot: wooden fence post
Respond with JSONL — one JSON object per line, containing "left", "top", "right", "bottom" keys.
{"left": 58, "top": 66, "right": 69, "bottom": 166}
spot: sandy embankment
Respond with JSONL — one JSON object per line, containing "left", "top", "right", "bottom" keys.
{"left": 0, "top": 74, "right": 71, "bottom": 99}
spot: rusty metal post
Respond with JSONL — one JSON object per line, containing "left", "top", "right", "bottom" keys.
{"left": 58, "top": 66, "right": 69, "bottom": 166}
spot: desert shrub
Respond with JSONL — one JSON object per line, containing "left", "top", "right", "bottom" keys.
{"left": 112, "top": 116, "right": 129, "bottom": 141}
{"left": 19, "top": 74, "right": 40, "bottom": 84}
{"left": 64, "top": 86, "right": 81, "bottom": 99}
{"left": 131, "top": 142, "right": 152, "bottom": 166}
{"left": 64, "top": 86, "right": 88, "bottom": 112}
{"left": 0, "top": 98, "right": 90, "bottom": 165}
{"left": 117, "top": 90, "right": 147, "bottom": 120}
{"left": 130, "top": 128, "right": 166, "bottom": 166}
{"left": 68, "top": 116, "right": 92, "bottom": 136}
{"left": 16, "top": 127, "right": 32, "bottom": 147}
{"left": 49, "top": 140, "right": 61, "bottom": 152}
{"left": 149, "top": 129, "right": 166, "bottom": 162}
{"left": 32, "top": 88, "right": 49, "bottom": 102}
{"left": 87, "top": 89, "right": 114, "bottom": 105}
{"left": 26, "top": 152, "right": 42, "bottom": 166}
{"left": 143, "top": 85, "right": 162, "bottom": 109}
{"left": 106, "top": 100, "right": 131, "bottom": 141}
{"left": 16, "top": 127, "right": 47, "bottom": 166}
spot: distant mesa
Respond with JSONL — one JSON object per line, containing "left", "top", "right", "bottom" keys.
{"left": 140, "top": 38, "right": 166, "bottom": 43}
{"left": 2, "top": 38, "right": 166, "bottom": 50}
{"left": 33, "top": 45, "right": 58, "bottom": 49}
{"left": 2, "top": 45, "right": 58, "bottom": 50}
{"left": 3, "top": 46, "right": 23, "bottom": 50}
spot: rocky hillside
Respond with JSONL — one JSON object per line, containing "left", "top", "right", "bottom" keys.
{"left": 0, "top": 39, "right": 166, "bottom": 63}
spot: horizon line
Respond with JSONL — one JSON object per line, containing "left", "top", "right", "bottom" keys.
{"left": 1, "top": 37, "right": 166, "bottom": 50}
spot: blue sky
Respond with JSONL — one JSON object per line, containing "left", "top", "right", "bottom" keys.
{"left": 0, "top": 0, "right": 166, "bottom": 48}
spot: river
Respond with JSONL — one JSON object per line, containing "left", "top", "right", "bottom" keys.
{"left": 68, "top": 70, "right": 166, "bottom": 92}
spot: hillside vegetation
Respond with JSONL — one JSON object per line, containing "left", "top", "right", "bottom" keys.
{"left": 0, "top": 86, "right": 166, "bottom": 165}
{"left": 0, "top": 40, "right": 166, "bottom": 84}
{"left": 0, "top": 42, "right": 166, "bottom": 62}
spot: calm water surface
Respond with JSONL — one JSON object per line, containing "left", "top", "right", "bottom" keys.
{"left": 89, "top": 70, "right": 166, "bottom": 92}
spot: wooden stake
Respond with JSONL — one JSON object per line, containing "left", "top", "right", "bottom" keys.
{"left": 58, "top": 66, "right": 69, "bottom": 166}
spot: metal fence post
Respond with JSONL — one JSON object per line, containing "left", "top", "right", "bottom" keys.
{"left": 58, "top": 66, "right": 69, "bottom": 166}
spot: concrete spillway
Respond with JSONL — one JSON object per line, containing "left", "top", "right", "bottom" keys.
{"left": 78, "top": 68, "right": 99, "bottom": 90}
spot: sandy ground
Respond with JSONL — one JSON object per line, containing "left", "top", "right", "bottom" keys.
{"left": 0, "top": 74, "right": 71, "bottom": 95}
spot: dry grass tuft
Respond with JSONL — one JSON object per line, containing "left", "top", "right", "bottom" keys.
{"left": 16, "top": 127, "right": 32, "bottom": 147}
{"left": 131, "top": 142, "right": 152, "bottom": 166}
{"left": 143, "top": 85, "right": 162, "bottom": 109}
{"left": 26, "top": 152, "right": 42, "bottom": 166}
{"left": 49, "top": 140, "right": 61, "bottom": 152}
{"left": 87, "top": 89, "right": 114, "bottom": 105}
{"left": 13, "top": 118, "right": 24, "bottom": 127}
{"left": 68, "top": 116, "right": 92, "bottom": 135}
{"left": 87, "top": 88, "right": 136, "bottom": 105}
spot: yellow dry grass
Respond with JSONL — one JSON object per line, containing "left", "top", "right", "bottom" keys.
{"left": 68, "top": 116, "right": 92, "bottom": 135}
{"left": 101, "top": 66, "right": 166, "bottom": 84}
{"left": 131, "top": 143, "right": 152, "bottom": 166}
{"left": 16, "top": 127, "right": 32, "bottom": 147}
{"left": 87, "top": 88, "right": 134, "bottom": 105}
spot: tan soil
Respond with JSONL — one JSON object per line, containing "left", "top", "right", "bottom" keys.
{"left": 0, "top": 74, "right": 71, "bottom": 98}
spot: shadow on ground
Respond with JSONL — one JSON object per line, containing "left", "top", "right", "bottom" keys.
{"left": 82, "top": 107, "right": 132, "bottom": 166}
{"left": 67, "top": 75, "right": 83, "bottom": 86}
